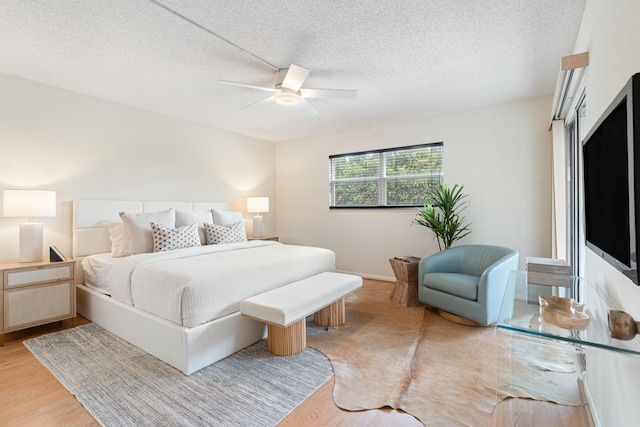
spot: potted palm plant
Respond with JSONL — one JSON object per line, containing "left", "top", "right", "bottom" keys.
{"left": 414, "top": 183, "right": 471, "bottom": 251}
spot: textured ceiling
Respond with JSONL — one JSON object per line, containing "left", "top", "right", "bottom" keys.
{"left": 0, "top": 0, "right": 586, "bottom": 142}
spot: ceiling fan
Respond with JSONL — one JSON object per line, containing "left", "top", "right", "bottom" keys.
{"left": 147, "top": 3, "right": 355, "bottom": 115}
{"left": 219, "top": 64, "right": 357, "bottom": 115}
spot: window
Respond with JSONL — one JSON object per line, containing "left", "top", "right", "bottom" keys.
{"left": 329, "top": 143, "right": 443, "bottom": 208}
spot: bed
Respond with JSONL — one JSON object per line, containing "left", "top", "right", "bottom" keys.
{"left": 73, "top": 200, "right": 335, "bottom": 374}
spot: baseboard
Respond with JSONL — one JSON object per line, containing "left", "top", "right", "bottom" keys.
{"left": 581, "top": 372, "right": 601, "bottom": 427}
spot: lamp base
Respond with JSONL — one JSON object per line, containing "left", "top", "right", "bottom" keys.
{"left": 253, "top": 215, "right": 263, "bottom": 238}
{"left": 19, "top": 222, "right": 44, "bottom": 262}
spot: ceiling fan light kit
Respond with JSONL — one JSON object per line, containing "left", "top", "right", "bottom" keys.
{"left": 274, "top": 90, "right": 301, "bottom": 105}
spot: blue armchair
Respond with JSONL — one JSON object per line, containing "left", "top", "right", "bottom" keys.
{"left": 418, "top": 244, "right": 519, "bottom": 325}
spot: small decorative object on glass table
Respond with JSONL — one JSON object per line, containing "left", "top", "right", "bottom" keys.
{"left": 608, "top": 310, "right": 640, "bottom": 340}
{"left": 538, "top": 295, "right": 589, "bottom": 330}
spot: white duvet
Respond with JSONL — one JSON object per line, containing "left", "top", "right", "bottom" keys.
{"left": 89, "top": 241, "right": 335, "bottom": 327}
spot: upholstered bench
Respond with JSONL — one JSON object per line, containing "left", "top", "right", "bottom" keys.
{"left": 240, "top": 272, "right": 362, "bottom": 356}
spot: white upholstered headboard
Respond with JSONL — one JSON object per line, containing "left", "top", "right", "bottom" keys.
{"left": 72, "top": 200, "right": 230, "bottom": 284}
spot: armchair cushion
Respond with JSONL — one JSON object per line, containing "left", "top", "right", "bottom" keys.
{"left": 423, "top": 273, "right": 479, "bottom": 300}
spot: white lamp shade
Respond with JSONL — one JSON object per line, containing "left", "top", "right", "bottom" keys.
{"left": 3, "top": 190, "right": 56, "bottom": 218}
{"left": 247, "top": 197, "right": 269, "bottom": 214}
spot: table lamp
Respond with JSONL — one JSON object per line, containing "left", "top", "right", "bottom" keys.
{"left": 247, "top": 196, "right": 269, "bottom": 238}
{"left": 3, "top": 189, "right": 56, "bottom": 262}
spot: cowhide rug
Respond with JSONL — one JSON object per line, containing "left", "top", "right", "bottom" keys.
{"left": 307, "top": 280, "right": 583, "bottom": 426}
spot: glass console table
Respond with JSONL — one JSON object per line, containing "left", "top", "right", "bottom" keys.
{"left": 497, "top": 271, "right": 640, "bottom": 405}
{"left": 498, "top": 271, "right": 640, "bottom": 355}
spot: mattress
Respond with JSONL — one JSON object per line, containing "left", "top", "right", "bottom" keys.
{"left": 82, "top": 241, "right": 335, "bottom": 327}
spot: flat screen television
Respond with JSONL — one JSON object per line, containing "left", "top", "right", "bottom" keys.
{"left": 583, "top": 73, "right": 640, "bottom": 285}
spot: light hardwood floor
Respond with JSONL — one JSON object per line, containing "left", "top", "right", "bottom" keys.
{"left": 0, "top": 311, "right": 592, "bottom": 426}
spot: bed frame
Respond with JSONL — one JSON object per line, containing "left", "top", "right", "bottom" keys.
{"left": 73, "top": 200, "right": 268, "bottom": 375}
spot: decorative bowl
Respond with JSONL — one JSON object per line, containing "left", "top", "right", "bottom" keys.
{"left": 538, "top": 295, "right": 590, "bottom": 330}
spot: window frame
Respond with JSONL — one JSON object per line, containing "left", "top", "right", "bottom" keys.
{"left": 329, "top": 142, "right": 444, "bottom": 209}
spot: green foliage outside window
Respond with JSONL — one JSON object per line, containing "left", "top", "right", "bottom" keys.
{"left": 386, "top": 178, "right": 441, "bottom": 206}
{"left": 385, "top": 148, "right": 442, "bottom": 176}
{"left": 333, "top": 181, "right": 378, "bottom": 206}
{"left": 333, "top": 154, "right": 379, "bottom": 179}
{"left": 329, "top": 143, "right": 443, "bottom": 208}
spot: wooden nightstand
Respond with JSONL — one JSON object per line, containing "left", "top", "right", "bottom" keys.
{"left": 247, "top": 236, "right": 279, "bottom": 242}
{"left": 0, "top": 259, "right": 76, "bottom": 345}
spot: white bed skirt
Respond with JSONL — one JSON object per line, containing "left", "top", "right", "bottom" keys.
{"left": 76, "top": 284, "right": 268, "bottom": 374}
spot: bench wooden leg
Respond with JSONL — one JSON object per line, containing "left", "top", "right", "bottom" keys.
{"left": 314, "top": 298, "right": 345, "bottom": 327}
{"left": 268, "top": 318, "right": 306, "bottom": 356}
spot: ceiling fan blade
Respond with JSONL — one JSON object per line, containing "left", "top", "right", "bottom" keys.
{"left": 300, "top": 88, "right": 357, "bottom": 99}
{"left": 219, "top": 80, "right": 277, "bottom": 92}
{"left": 296, "top": 98, "right": 318, "bottom": 116}
{"left": 240, "top": 95, "right": 275, "bottom": 110}
{"left": 281, "top": 64, "right": 310, "bottom": 91}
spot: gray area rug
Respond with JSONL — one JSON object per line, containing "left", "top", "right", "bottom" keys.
{"left": 25, "top": 323, "right": 333, "bottom": 427}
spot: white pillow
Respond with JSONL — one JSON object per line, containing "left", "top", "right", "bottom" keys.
{"left": 103, "top": 220, "right": 129, "bottom": 257}
{"left": 151, "top": 222, "right": 201, "bottom": 252}
{"left": 119, "top": 209, "right": 176, "bottom": 254}
{"left": 204, "top": 221, "right": 248, "bottom": 244}
{"left": 175, "top": 210, "right": 213, "bottom": 245}
{"left": 212, "top": 209, "right": 243, "bottom": 226}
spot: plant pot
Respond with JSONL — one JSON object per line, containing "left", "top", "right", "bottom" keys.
{"left": 608, "top": 310, "right": 640, "bottom": 340}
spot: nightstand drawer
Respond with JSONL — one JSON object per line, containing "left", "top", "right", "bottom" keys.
{"left": 3, "top": 281, "right": 74, "bottom": 331}
{"left": 4, "top": 264, "right": 73, "bottom": 289}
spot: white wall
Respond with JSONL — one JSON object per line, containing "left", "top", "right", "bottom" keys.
{"left": 576, "top": 0, "right": 640, "bottom": 314}
{"left": 0, "top": 74, "right": 275, "bottom": 261}
{"left": 275, "top": 96, "right": 553, "bottom": 279}
{"left": 572, "top": 1, "right": 640, "bottom": 425}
